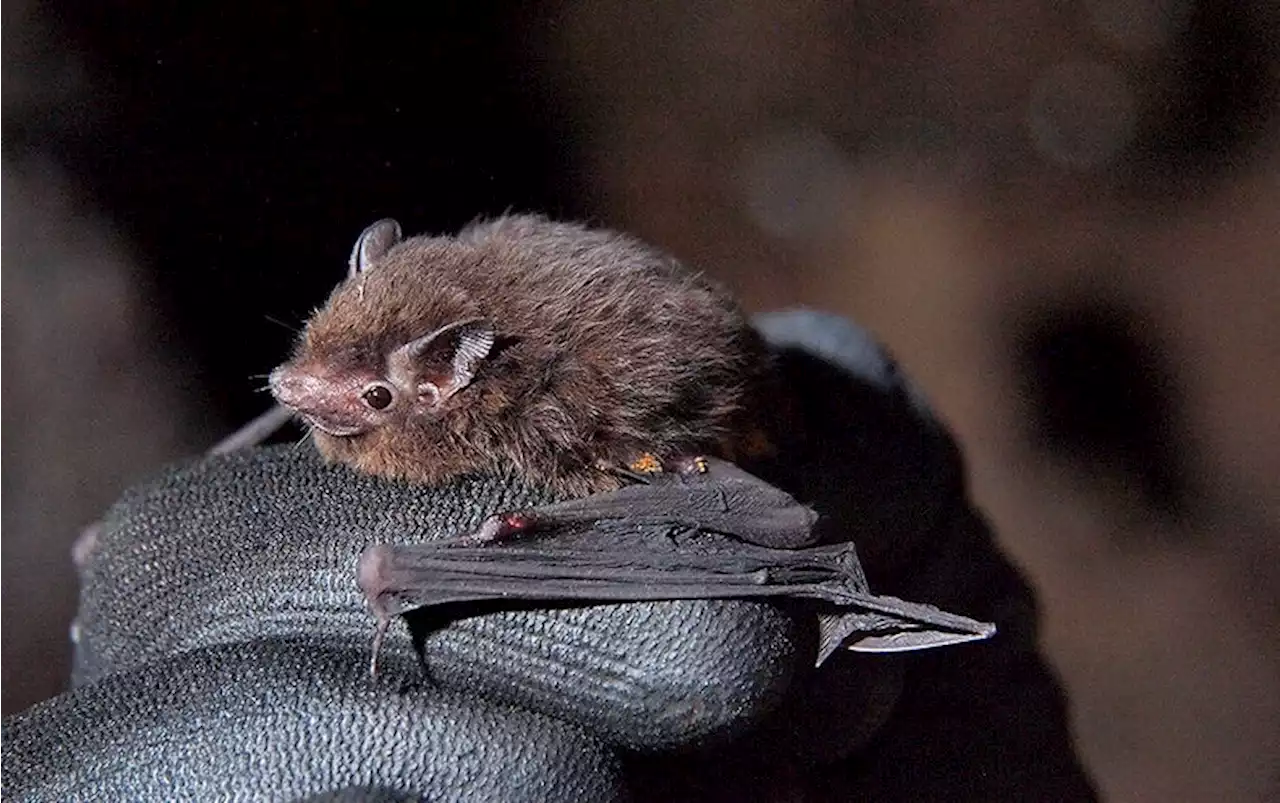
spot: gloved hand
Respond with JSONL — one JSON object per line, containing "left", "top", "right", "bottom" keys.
{"left": 2, "top": 310, "right": 1098, "bottom": 802}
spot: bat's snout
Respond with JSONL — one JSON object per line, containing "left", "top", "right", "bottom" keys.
{"left": 268, "top": 364, "right": 315, "bottom": 408}
{"left": 268, "top": 364, "right": 370, "bottom": 437}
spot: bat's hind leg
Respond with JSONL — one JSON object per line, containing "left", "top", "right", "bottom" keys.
{"left": 604, "top": 451, "right": 712, "bottom": 487}
{"left": 612, "top": 450, "right": 710, "bottom": 481}
{"left": 628, "top": 452, "right": 709, "bottom": 477}
{"left": 665, "top": 454, "right": 710, "bottom": 476}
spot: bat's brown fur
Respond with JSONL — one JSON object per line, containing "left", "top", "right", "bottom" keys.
{"left": 273, "top": 214, "right": 771, "bottom": 497}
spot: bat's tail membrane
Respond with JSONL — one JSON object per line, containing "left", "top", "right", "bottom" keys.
{"left": 815, "top": 596, "right": 997, "bottom": 667}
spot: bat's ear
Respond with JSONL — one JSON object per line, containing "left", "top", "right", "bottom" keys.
{"left": 436, "top": 319, "right": 496, "bottom": 397}
{"left": 388, "top": 318, "right": 496, "bottom": 401}
{"left": 348, "top": 219, "right": 403, "bottom": 277}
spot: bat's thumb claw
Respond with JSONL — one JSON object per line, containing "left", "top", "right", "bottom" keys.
{"left": 369, "top": 618, "right": 390, "bottom": 679}
{"left": 358, "top": 546, "right": 399, "bottom": 680}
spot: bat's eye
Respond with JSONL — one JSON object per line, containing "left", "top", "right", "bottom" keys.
{"left": 361, "top": 384, "right": 394, "bottom": 410}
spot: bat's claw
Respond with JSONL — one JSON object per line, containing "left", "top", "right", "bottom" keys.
{"left": 369, "top": 617, "right": 389, "bottom": 679}
{"left": 614, "top": 453, "right": 710, "bottom": 485}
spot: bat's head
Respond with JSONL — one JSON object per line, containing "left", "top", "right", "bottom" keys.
{"left": 269, "top": 316, "right": 495, "bottom": 438}
{"left": 269, "top": 219, "right": 496, "bottom": 452}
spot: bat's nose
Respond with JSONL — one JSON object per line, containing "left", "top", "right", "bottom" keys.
{"left": 267, "top": 364, "right": 338, "bottom": 419}
{"left": 267, "top": 364, "right": 317, "bottom": 410}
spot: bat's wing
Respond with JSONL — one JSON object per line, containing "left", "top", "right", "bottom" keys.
{"left": 814, "top": 597, "right": 998, "bottom": 666}
{"left": 359, "top": 536, "right": 994, "bottom": 669}
{"left": 358, "top": 458, "right": 995, "bottom": 671}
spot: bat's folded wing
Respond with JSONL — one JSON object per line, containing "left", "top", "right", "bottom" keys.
{"left": 358, "top": 464, "right": 996, "bottom": 669}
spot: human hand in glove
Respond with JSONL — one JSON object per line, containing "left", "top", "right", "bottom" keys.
{"left": 2, "top": 310, "right": 1097, "bottom": 803}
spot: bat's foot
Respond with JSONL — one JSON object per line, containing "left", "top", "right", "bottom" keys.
{"left": 627, "top": 453, "right": 664, "bottom": 475}
{"left": 667, "top": 455, "right": 710, "bottom": 476}
{"left": 616, "top": 452, "right": 709, "bottom": 481}
{"left": 591, "top": 455, "right": 655, "bottom": 486}
{"left": 603, "top": 453, "right": 712, "bottom": 487}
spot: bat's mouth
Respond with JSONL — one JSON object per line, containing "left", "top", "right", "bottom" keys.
{"left": 296, "top": 413, "right": 365, "bottom": 438}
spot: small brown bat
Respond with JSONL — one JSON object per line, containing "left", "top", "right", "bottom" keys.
{"left": 269, "top": 215, "right": 772, "bottom": 496}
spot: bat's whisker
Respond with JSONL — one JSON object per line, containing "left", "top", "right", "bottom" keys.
{"left": 263, "top": 314, "right": 300, "bottom": 334}
{"left": 291, "top": 426, "right": 313, "bottom": 453}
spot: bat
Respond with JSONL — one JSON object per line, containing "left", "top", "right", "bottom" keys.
{"left": 357, "top": 456, "right": 996, "bottom": 676}
{"left": 268, "top": 215, "right": 776, "bottom": 498}
{"left": 74, "top": 215, "right": 995, "bottom": 682}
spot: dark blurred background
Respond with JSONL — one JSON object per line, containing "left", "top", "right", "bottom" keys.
{"left": 4, "top": 2, "right": 1278, "bottom": 800}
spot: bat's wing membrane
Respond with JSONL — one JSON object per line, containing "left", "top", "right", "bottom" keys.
{"left": 816, "top": 600, "right": 997, "bottom": 666}
{"left": 359, "top": 461, "right": 996, "bottom": 669}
